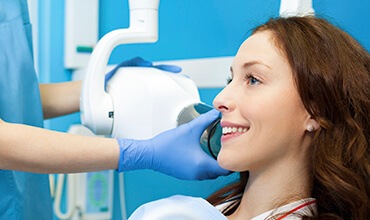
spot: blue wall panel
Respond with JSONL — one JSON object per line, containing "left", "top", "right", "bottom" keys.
{"left": 314, "top": 0, "right": 370, "bottom": 51}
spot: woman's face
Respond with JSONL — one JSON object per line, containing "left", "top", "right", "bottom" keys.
{"left": 213, "top": 31, "right": 310, "bottom": 172}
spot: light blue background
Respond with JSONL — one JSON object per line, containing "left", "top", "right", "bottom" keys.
{"left": 36, "top": 0, "right": 369, "bottom": 219}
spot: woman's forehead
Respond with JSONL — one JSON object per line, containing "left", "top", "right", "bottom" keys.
{"left": 233, "top": 31, "right": 287, "bottom": 69}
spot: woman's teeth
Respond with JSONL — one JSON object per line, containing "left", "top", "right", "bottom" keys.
{"left": 222, "top": 127, "right": 248, "bottom": 135}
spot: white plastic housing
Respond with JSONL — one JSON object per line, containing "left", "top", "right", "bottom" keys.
{"left": 106, "top": 67, "right": 200, "bottom": 139}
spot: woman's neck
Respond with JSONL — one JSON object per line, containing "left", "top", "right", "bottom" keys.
{"left": 228, "top": 154, "right": 312, "bottom": 219}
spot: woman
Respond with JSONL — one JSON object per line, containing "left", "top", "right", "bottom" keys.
{"left": 129, "top": 16, "right": 369, "bottom": 219}
{"left": 208, "top": 15, "right": 369, "bottom": 219}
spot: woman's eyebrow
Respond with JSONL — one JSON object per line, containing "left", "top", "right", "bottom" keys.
{"left": 230, "top": 60, "right": 271, "bottom": 75}
{"left": 230, "top": 60, "right": 272, "bottom": 73}
{"left": 243, "top": 60, "right": 272, "bottom": 69}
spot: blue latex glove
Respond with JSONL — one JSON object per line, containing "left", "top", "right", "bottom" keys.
{"left": 116, "top": 109, "right": 231, "bottom": 180}
{"left": 105, "top": 57, "right": 182, "bottom": 89}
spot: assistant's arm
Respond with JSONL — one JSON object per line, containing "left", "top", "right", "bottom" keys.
{"left": 39, "top": 81, "right": 81, "bottom": 119}
{"left": 0, "top": 110, "right": 230, "bottom": 179}
{"left": 2, "top": 80, "right": 115, "bottom": 173}
{"left": 0, "top": 118, "right": 119, "bottom": 173}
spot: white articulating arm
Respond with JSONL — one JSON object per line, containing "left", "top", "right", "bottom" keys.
{"left": 279, "top": 0, "right": 315, "bottom": 17}
{"left": 81, "top": 0, "right": 160, "bottom": 135}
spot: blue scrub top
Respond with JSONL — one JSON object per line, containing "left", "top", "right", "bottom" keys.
{"left": 0, "top": 0, "right": 53, "bottom": 219}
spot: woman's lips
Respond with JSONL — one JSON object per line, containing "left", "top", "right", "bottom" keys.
{"left": 220, "top": 122, "right": 250, "bottom": 142}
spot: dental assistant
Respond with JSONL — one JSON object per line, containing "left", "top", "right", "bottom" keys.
{"left": 0, "top": 1, "right": 229, "bottom": 219}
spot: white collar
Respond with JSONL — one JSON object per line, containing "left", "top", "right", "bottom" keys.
{"left": 217, "top": 197, "right": 317, "bottom": 219}
{"left": 251, "top": 198, "right": 317, "bottom": 220}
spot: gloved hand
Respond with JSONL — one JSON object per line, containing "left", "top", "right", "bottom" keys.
{"left": 116, "top": 109, "right": 231, "bottom": 180}
{"left": 105, "top": 57, "right": 182, "bottom": 89}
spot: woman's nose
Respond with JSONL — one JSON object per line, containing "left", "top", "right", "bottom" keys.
{"left": 213, "top": 85, "right": 234, "bottom": 112}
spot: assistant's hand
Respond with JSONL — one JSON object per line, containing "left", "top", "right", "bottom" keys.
{"left": 116, "top": 109, "right": 231, "bottom": 180}
{"left": 105, "top": 57, "right": 182, "bottom": 88}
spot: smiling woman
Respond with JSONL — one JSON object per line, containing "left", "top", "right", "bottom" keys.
{"left": 212, "top": 27, "right": 318, "bottom": 220}
{"left": 209, "top": 16, "right": 369, "bottom": 219}
{"left": 128, "top": 16, "right": 369, "bottom": 220}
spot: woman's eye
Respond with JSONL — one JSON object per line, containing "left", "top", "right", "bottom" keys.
{"left": 245, "top": 74, "right": 260, "bottom": 85}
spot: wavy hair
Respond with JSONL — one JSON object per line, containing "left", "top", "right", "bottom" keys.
{"left": 208, "top": 16, "right": 369, "bottom": 219}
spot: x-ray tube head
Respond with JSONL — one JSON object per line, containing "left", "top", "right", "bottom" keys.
{"left": 105, "top": 67, "right": 200, "bottom": 140}
{"left": 102, "top": 66, "right": 222, "bottom": 159}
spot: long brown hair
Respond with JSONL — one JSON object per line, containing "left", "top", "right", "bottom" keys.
{"left": 208, "top": 16, "right": 370, "bottom": 219}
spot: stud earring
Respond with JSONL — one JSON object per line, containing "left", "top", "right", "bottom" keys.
{"left": 307, "top": 125, "right": 314, "bottom": 132}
